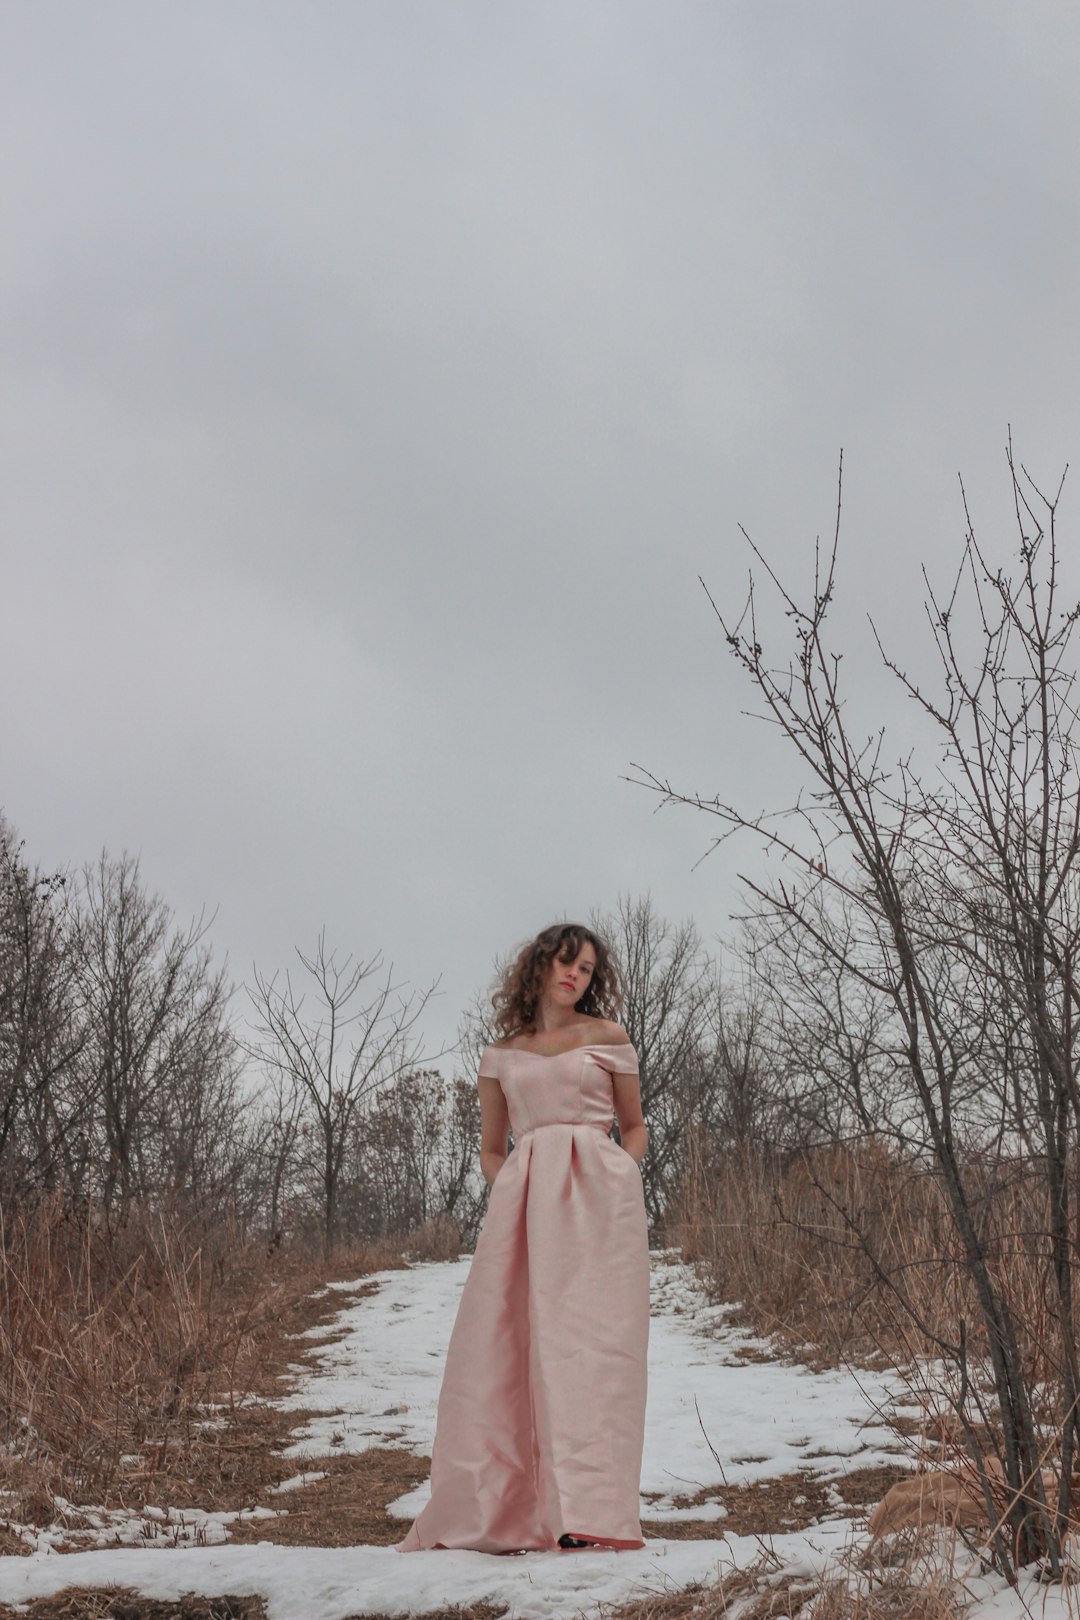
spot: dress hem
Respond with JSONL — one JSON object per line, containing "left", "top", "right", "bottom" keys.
{"left": 395, "top": 1534, "right": 646, "bottom": 1555}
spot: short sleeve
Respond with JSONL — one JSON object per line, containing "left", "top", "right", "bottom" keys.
{"left": 477, "top": 1043, "right": 500, "bottom": 1079}
{"left": 599, "top": 1041, "right": 639, "bottom": 1076}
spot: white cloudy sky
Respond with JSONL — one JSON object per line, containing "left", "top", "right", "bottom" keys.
{"left": 3, "top": 1, "right": 1079, "bottom": 1058}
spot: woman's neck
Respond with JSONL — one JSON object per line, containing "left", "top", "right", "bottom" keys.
{"left": 531, "top": 1001, "right": 582, "bottom": 1034}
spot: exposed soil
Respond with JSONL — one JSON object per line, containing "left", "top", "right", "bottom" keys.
{"left": 640, "top": 1460, "right": 911, "bottom": 1541}
{"left": 227, "top": 1447, "right": 430, "bottom": 1548}
{"left": 644, "top": 1469, "right": 832, "bottom": 1539}
{"left": 833, "top": 1463, "right": 912, "bottom": 1512}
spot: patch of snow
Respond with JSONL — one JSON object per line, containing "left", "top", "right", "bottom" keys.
{"left": 0, "top": 1528, "right": 1069, "bottom": 1620}
{"left": 0, "top": 1526, "right": 842, "bottom": 1619}
{"left": 270, "top": 1473, "right": 328, "bottom": 1494}
{"left": 2, "top": 1501, "right": 281, "bottom": 1556}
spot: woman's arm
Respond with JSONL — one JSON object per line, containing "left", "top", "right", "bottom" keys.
{"left": 477, "top": 1073, "right": 511, "bottom": 1186}
{"left": 612, "top": 1071, "right": 648, "bottom": 1167}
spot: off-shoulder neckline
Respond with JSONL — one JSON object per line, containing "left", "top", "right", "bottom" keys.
{"left": 493, "top": 1041, "right": 633, "bottom": 1060}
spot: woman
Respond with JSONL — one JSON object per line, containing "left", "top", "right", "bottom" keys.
{"left": 394, "top": 921, "right": 650, "bottom": 1555}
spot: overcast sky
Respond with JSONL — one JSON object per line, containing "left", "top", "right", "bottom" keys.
{"left": 4, "top": 0, "right": 1079, "bottom": 1061}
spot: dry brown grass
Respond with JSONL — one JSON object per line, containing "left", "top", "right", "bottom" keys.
{"left": 663, "top": 1139, "right": 1080, "bottom": 1592}
{"left": 666, "top": 1142, "right": 947, "bottom": 1361}
{"left": 565, "top": 1539, "right": 971, "bottom": 1620}
{"left": 638, "top": 1462, "right": 910, "bottom": 1544}
{"left": 0, "top": 1590, "right": 513, "bottom": 1620}
{"left": 666, "top": 1139, "right": 1080, "bottom": 1393}
{"left": 0, "top": 1594, "right": 269, "bottom": 1620}
{"left": 0, "top": 1194, "right": 443, "bottom": 1540}
{"left": 227, "top": 1446, "right": 430, "bottom": 1547}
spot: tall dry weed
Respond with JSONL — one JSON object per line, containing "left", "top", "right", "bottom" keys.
{"left": 0, "top": 1193, "right": 405, "bottom": 1515}
{"left": 0, "top": 1196, "right": 239, "bottom": 1502}
{"left": 669, "top": 1139, "right": 1079, "bottom": 1407}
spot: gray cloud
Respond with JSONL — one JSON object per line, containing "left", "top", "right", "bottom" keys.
{"left": 4, "top": 0, "right": 1079, "bottom": 1053}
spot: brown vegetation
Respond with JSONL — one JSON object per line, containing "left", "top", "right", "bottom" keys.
{"left": 671, "top": 1139, "right": 1080, "bottom": 1382}
{"left": 671, "top": 1138, "right": 1080, "bottom": 1555}
{"left": 572, "top": 1541, "right": 969, "bottom": 1620}
{"left": 0, "top": 1193, "right": 427, "bottom": 1540}
{"left": 226, "top": 1449, "right": 430, "bottom": 1549}
{"left": 0, "top": 1596, "right": 268, "bottom": 1620}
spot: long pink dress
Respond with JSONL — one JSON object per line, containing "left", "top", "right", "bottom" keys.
{"left": 394, "top": 1040, "right": 649, "bottom": 1555}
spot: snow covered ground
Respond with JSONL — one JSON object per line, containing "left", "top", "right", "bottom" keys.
{"left": 278, "top": 1254, "right": 917, "bottom": 1518}
{"left": 0, "top": 1250, "right": 1069, "bottom": 1618}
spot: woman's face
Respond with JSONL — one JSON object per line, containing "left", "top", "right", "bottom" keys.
{"left": 545, "top": 942, "right": 596, "bottom": 1009}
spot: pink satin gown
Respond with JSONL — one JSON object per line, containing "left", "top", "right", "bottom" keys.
{"left": 394, "top": 1040, "right": 650, "bottom": 1554}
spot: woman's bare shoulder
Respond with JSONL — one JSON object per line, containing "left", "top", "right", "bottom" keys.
{"left": 590, "top": 1016, "right": 632, "bottom": 1045}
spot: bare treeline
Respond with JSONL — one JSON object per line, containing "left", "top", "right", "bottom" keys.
{"left": 0, "top": 834, "right": 253, "bottom": 1220}
{"left": 0, "top": 830, "right": 479, "bottom": 1249}
{"left": 0, "top": 821, "right": 797, "bottom": 1254}
{"left": 247, "top": 933, "right": 476, "bottom": 1254}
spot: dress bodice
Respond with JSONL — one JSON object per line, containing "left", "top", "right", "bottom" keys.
{"left": 477, "top": 1041, "right": 640, "bottom": 1140}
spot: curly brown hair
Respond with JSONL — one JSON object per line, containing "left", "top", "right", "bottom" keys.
{"left": 491, "top": 922, "right": 624, "bottom": 1039}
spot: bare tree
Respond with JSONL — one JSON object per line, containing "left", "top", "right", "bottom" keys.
{"left": 0, "top": 816, "right": 81, "bottom": 1195}
{"left": 141, "top": 1012, "right": 252, "bottom": 1217}
{"left": 254, "top": 1062, "right": 309, "bottom": 1243}
{"left": 343, "top": 1068, "right": 485, "bottom": 1245}
{"left": 72, "top": 852, "right": 236, "bottom": 1220}
{"left": 632, "top": 441, "right": 1080, "bottom": 1576}
{"left": 247, "top": 931, "right": 439, "bottom": 1254}
{"left": 590, "top": 893, "right": 716, "bottom": 1225}
{"left": 0, "top": 829, "right": 265, "bottom": 1234}
{"left": 456, "top": 982, "right": 495, "bottom": 1079}
{"left": 694, "top": 963, "right": 810, "bottom": 1153}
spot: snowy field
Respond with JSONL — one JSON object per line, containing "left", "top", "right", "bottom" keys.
{"left": 0, "top": 1251, "right": 1070, "bottom": 1618}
